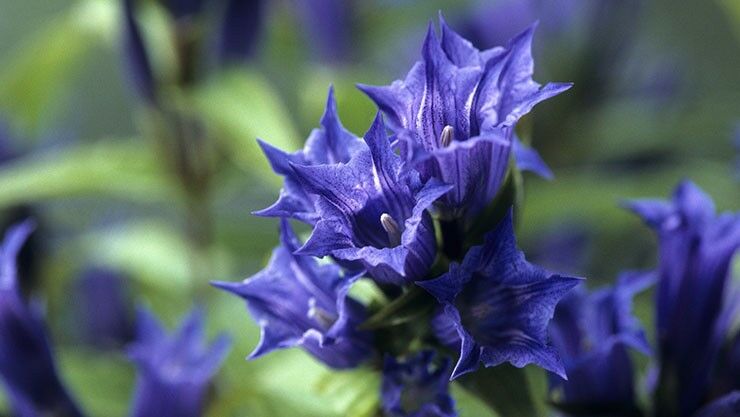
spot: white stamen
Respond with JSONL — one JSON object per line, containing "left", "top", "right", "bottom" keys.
{"left": 440, "top": 125, "right": 454, "bottom": 147}
{"left": 380, "top": 213, "right": 402, "bottom": 247}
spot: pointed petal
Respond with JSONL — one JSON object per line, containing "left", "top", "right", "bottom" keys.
{"left": 513, "top": 136, "right": 553, "bottom": 179}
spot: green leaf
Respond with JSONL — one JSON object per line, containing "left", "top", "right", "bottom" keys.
{"left": 452, "top": 382, "right": 499, "bottom": 417}
{"left": 719, "top": 0, "right": 740, "bottom": 40}
{"left": 0, "top": 139, "right": 173, "bottom": 209}
{"left": 192, "top": 70, "right": 301, "bottom": 187}
{"left": 458, "top": 364, "right": 543, "bottom": 417}
{"left": 359, "top": 286, "right": 433, "bottom": 331}
{"left": 57, "top": 348, "right": 135, "bottom": 417}
{"left": 80, "top": 220, "right": 236, "bottom": 293}
{"left": 0, "top": 0, "right": 117, "bottom": 132}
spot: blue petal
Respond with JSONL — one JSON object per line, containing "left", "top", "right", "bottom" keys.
{"left": 218, "top": 0, "right": 263, "bottom": 64}
{"left": 212, "top": 220, "right": 372, "bottom": 368}
{"left": 512, "top": 135, "right": 553, "bottom": 179}
{"left": 421, "top": 210, "right": 580, "bottom": 380}
{"left": 692, "top": 391, "right": 740, "bottom": 417}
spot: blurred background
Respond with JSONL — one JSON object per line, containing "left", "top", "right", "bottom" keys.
{"left": 0, "top": 0, "right": 738, "bottom": 415}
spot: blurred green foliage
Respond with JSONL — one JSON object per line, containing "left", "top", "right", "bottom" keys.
{"left": 0, "top": 0, "right": 737, "bottom": 416}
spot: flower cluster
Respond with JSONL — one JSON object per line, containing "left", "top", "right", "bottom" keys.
{"left": 0, "top": 222, "right": 84, "bottom": 417}
{"left": 627, "top": 181, "right": 740, "bottom": 417}
{"left": 216, "top": 16, "right": 582, "bottom": 416}
{"left": 0, "top": 222, "right": 230, "bottom": 417}
{"left": 128, "top": 307, "right": 231, "bottom": 417}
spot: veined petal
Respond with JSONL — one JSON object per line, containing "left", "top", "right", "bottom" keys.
{"left": 212, "top": 220, "right": 372, "bottom": 368}
{"left": 421, "top": 210, "right": 580, "bottom": 380}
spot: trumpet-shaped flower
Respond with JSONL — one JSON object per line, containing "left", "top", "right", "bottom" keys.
{"left": 0, "top": 221, "right": 84, "bottom": 417}
{"left": 359, "top": 16, "right": 570, "bottom": 219}
{"left": 213, "top": 219, "right": 372, "bottom": 368}
{"left": 128, "top": 307, "right": 230, "bottom": 417}
{"left": 255, "top": 86, "right": 364, "bottom": 224}
{"left": 418, "top": 209, "right": 580, "bottom": 379}
{"left": 627, "top": 180, "right": 740, "bottom": 416}
{"left": 548, "top": 271, "right": 653, "bottom": 412}
{"left": 292, "top": 114, "right": 451, "bottom": 285}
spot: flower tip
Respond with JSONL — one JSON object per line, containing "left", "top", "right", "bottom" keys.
{"left": 210, "top": 280, "right": 243, "bottom": 295}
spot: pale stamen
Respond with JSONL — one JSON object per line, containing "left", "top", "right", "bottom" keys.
{"left": 380, "top": 213, "right": 402, "bottom": 247}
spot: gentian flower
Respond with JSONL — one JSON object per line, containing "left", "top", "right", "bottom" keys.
{"left": 121, "top": 0, "right": 157, "bottom": 104}
{"left": 418, "top": 209, "right": 581, "bottom": 379}
{"left": 212, "top": 219, "right": 373, "bottom": 369}
{"left": 218, "top": 0, "right": 264, "bottom": 64}
{"left": 359, "top": 16, "right": 571, "bottom": 220}
{"left": 294, "top": 0, "right": 352, "bottom": 63}
{"left": 692, "top": 391, "right": 740, "bottom": 417}
{"left": 255, "top": 86, "right": 364, "bottom": 224}
{"left": 381, "top": 351, "right": 456, "bottom": 417}
{"left": 291, "top": 113, "right": 451, "bottom": 285}
{"left": 128, "top": 307, "right": 231, "bottom": 417}
{"left": 0, "top": 221, "right": 84, "bottom": 417}
{"left": 73, "top": 267, "right": 134, "bottom": 349}
{"left": 548, "top": 271, "right": 653, "bottom": 414}
{"left": 627, "top": 180, "right": 740, "bottom": 417}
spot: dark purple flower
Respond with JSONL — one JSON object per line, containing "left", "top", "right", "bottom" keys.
{"left": 294, "top": 0, "right": 352, "bottom": 63}
{"left": 0, "top": 221, "right": 84, "bottom": 417}
{"left": 381, "top": 351, "right": 456, "bottom": 417}
{"left": 128, "top": 307, "right": 230, "bottom": 417}
{"left": 212, "top": 219, "right": 373, "bottom": 369}
{"left": 359, "top": 16, "right": 570, "bottom": 220}
{"left": 512, "top": 134, "right": 553, "bottom": 179}
{"left": 548, "top": 271, "right": 653, "bottom": 412}
{"left": 627, "top": 181, "right": 740, "bottom": 417}
{"left": 121, "top": 0, "right": 157, "bottom": 104}
{"left": 418, "top": 209, "right": 581, "bottom": 379}
{"left": 73, "top": 267, "right": 134, "bottom": 349}
{"left": 692, "top": 391, "right": 740, "bottom": 417}
{"left": 255, "top": 86, "right": 364, "bottom": 224}
{"left": 218, "top": 0, "right": 264, "bottom": 64}
{"left": 291, "top": 113, "right": 451, "bottom": 285}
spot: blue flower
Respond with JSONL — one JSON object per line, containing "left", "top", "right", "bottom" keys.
{"left": 548, "top": 271, "right": 653, "bottom": 413}
{"left": 212, "top": 219, "right": 373, "bottom": 368}
{"left": 218, "top": 0, "right": 264, "bottom": 64}
{"left": 128, "top": 307, "right": 230, "bottom": 417}
{"left": 121, "top": 0, "right": 156, "bottom": 104}
{"left": 73, "top": 267, "right": 134, "bottom": 349}
{"left": 359, "top": 16, "right": 570, "bottom": 219}
{"left": 255, "top": 86, "right": 365, "bottom": 224}
{"left": 627, "top": 180, "right": 740, "bottom": 417}
{"left": 294, "top": 0, "right": 352, "bottom": 63}
{"left": 381, "top": 351, "right": 456, "bottom": 417}
{"left": 291, "top": 113, "right": 451, "bottom": 285}
{"left": 692, "top": 391, "right": 740, "bottom": 417}
{"left": 0, "top": 221, "right": 84, "bottom": 417}
{"left": 418, "top": 209, "right": 581, "bottom": 379}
